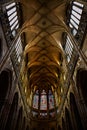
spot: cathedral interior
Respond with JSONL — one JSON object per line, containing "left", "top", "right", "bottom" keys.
{"left": 0, "top": 0, "right": 87, "bottom": 130}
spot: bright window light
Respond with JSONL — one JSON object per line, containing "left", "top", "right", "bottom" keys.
{"left": 9, "top": 16, "right": 17, "bottom": 26}
{"left": 11, "top": 20, "right": 18, "bottom": 30}
{"left": 71, "top": 14, "right": 80, "bottom": 25}
{"left": 72, "top": 6, "right": 83, "bottom": 14}
{"left": 8, "top": 12, "right": 17, "bottom": 21}
{"left": 70, "top": 19, "right": 78, "bottom": 29}
{"left": 71, "top": 10, "right": 81, "bottom": 20}
{"left": 73, "top": 2, "right": 83, "bottom": 7}
{"left": 6, "top": 2, "right": 16, "bottom": 9}
{"left": 7, "top": 7, "right": 16, "bottom": 16}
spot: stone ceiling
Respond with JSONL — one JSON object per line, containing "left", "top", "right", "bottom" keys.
{"left": 20, "top": 0, "right": 68, "bottom": 109}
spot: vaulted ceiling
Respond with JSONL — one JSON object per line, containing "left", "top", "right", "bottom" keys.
{"left": 20, "top": 0, "right": 69, "bottom": 109}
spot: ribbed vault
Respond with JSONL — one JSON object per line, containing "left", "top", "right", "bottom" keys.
{"left": 20, "top": 0, "right": 68, "bottom": 114}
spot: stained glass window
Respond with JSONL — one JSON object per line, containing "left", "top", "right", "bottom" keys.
{"left": 33, "top": 90, "right": 39, "bottom": 109}
{"left": 49, "top": 90, "right": 54, "bottom": 109}
{"left": 32, "top": 89, "right": 56, "bottom": 119}
{"left": 40, "top": 90, "right": 47, "bottom": 110}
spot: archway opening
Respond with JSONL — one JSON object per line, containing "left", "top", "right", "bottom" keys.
{"left": 5, "top": 92, "right": 18, "bottom": 130}
{"left": 76, "top": 69, "right": 87, "bottom": 106}
{"left": 0, "top": 70, "right": 12, "bottom": 111}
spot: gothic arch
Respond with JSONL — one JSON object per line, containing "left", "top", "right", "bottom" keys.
{"left": 0, "top": 69, "right": 12, "bottom": 111}
{"left": 5, "top": 92, "right": 19, "bottom": 130}
{"left": 76, "top": 69, "right": 87, "bottom": 106}
{"left": 70, "top": 92, "right": 84, "bottom": 130}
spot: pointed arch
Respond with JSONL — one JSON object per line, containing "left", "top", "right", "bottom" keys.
{"left": 76, "top": 69, "right": 87, "bottom": 106}
{"left": 5, "top": 92, "right": 19, "bottom": 130}
{"left": 0, "top": 69, "right": 12, "bottom": 112}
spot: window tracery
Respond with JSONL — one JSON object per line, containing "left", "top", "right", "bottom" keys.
{"left": 32, "top": 89, "right": 56, "bottom": 119}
